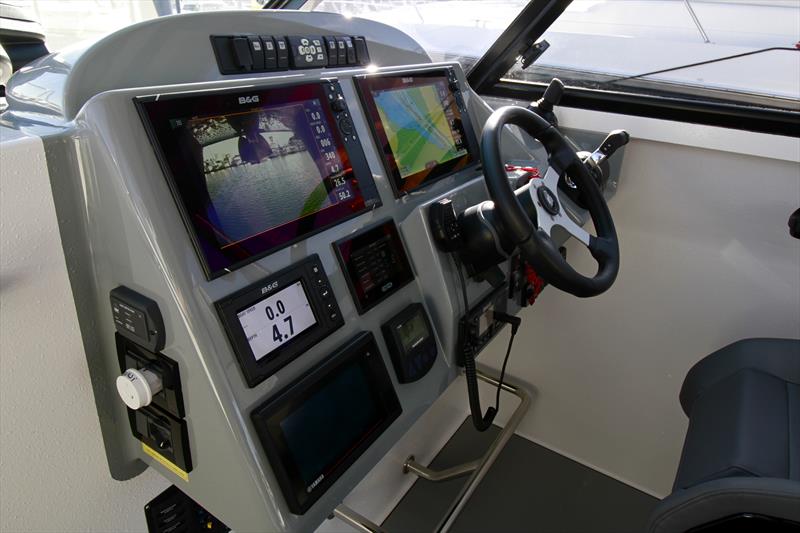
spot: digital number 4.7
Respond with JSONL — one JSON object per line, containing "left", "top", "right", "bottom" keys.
{"left": 272, "top": 315, "right": 294, "bottom": 342}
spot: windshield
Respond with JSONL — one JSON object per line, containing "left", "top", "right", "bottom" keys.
{"left": 307, "top": 0, "right": 527, "bottom": 66}
{"left": 502, "top": 0, "right": 800, "bottom": 110}
{"left": 14, "top": 0, "right": 800, "bottom": 111}
{"left": 309, "top": 0, "right": 799, "bottom": 110}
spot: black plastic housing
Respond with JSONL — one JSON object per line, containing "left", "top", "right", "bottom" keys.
{"left": 216, "top": 254, "right": 344, "bottom": 388}
{"left": 381, "top": 303, "right": 437, "bottom": 383}
{"left": 111, "top": 286, "right": 165, "bottom": 353}
{"left": 333, "top": 219, "right": 415, "bottom": 314}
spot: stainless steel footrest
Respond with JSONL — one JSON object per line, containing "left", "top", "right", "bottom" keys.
{"left": 335, "top": 367, "right": 531, "bottom": 533}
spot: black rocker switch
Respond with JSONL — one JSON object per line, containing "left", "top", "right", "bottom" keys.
{"left": 231, "top": 36, "right": 253, "bottom": 71}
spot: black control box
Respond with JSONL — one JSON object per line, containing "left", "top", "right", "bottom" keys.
{"left": 145, "top": 485, "right": 229, "bottom": 533}
{"left": 211, "top": 34, "right": 370, "bottom": 75}
{"left": 382, "top": 303, "right": 437, "bottom": 383}
{"left": 111, "top": 286, "right": 165, "bottom": 353}
{"left": 457, "top": 283, "right": 509, "bottom": 365}
{"left": 334, "top": 219, "right": 415, "bottom": 314}
{"left": 216, "top": 254, "right": 344, "bottom": 388}
{"left": 287, "top": 35, "right": 327, "bottom": 68}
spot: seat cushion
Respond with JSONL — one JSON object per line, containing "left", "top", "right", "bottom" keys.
{"left": 674, "top": 368, "right": 799, "bottom": 490}
{"left": 680, "top": 338, "right": 800, "bottom": 416}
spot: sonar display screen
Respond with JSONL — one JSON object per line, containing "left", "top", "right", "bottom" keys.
{"left": 356, "top": 70, "right": 477, "bottom": 196}
{"left": 137, "top": 82, "right": 375, "bottom": 279}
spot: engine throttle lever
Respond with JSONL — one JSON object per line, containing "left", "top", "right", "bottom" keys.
{"left": 598, "top": 130, "right": 631, "bottom": 158}
{"left": 528, "top": 78, "right": 564, "bottom": 126}
{"left": 588, "top": 129, "right": 630, "bottom": 169}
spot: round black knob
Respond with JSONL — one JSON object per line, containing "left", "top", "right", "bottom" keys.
{"left": 338, "top": 118, "right": 354, "bottom": 135}
{"left": 331, "top": 97, "right": 347, "bottom": 113}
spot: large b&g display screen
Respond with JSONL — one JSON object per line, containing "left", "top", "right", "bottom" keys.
{"left": 356, "top": 69, "right": 478, "bottom": 196}
{"left": 137, "top": 83, "right": 374, "bottom": 278}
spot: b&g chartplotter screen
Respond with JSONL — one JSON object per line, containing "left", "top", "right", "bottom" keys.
{"left": 356, "top": 68, "right": 479, "bottom": 196}
{"left": 137, "top": 81, "right": 379, "bottom": 279}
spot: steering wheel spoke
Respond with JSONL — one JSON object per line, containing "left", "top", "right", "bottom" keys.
{"left": 554, "top": 210, "right": 592, "bottom": 246}
{"left": 529, "top": 169, "right": 592, "bottom": 247}
{"left": 541, "top": 165, "right": 561, "bottom": 191}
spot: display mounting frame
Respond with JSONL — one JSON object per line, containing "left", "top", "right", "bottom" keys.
{"left": 354, "top": 66, "right": 481, "bottom": 197}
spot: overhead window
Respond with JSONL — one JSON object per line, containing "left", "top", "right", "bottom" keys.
{"left": 499, "top": 0, "right": 799, "bottom": 111}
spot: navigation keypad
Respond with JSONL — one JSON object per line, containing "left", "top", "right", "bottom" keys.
{"left": 211, "top": 34, "right": 370, "bottom": 74}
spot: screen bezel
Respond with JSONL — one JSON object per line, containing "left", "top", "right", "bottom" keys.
{"left": 251, "top": 332, "right": 401, "bottom": 514}
{"left": 354, "top": 67, "right": 480, "bottom": 197}
{"left": 333, "top": 219, "right": 415, "bottom": 314}
{"left": 135, "top": 81, "right": 376, "bottom": 280}
{"left": 215, "top": 254, "right": 344, "bottom": 388}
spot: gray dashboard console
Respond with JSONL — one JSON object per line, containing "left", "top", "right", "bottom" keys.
{"left": 0, "top": 4, "right": 626, "bottom": 529}
{"left": 0, "top": 10, "right": 526, "bottom": 532}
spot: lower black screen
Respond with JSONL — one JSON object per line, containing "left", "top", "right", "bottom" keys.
{"left": 252, "top": 332, "right": 401, "bottom": 514}
{"left": 280, "top": 362, "right": 379, "bottom": 488}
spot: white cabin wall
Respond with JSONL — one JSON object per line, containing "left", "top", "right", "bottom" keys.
{"left": 0, "top": 136, "right": 168, "bottom": 533}
{"left": 480, "top": 109, "right": 800, "bottom": 497}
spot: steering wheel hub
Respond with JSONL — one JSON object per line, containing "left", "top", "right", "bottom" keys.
{"left": 536, "top": 185, "right": 560, "bottom": 216}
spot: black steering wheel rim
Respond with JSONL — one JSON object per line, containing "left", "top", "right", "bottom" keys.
{"left": 481, "top": 105, "right": 620, "bottom": 297}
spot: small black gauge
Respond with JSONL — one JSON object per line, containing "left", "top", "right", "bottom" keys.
{"left": 381, "top": 303, "right": 437, "bottom": 383}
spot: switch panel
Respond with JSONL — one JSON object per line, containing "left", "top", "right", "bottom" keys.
{"left": 130, "top": 404, "right": 193, "bottom": 473}
{"left": 145, "top": 485, "right": 230, "bottom": 533}
{"left": 116, "top": 334, "right": 185, "bottom": 418}
{"left": 211, "top": 34, "right": 370, "bottom": 74}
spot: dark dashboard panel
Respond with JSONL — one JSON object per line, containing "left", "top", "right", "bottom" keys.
{"left": 136, "top": 80, "right": 380, "bottom": 279}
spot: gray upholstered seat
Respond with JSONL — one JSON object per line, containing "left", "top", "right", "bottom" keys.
{"left": 647, "top": 338, "right": 800, "bottom": 533}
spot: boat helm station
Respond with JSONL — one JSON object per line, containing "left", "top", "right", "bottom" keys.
{"left": 1, "top": 3, "right": 798, "bottom": 533}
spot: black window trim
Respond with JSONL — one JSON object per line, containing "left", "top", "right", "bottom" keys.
{"left": 483, "top": 79, "right": 800, "bottom": 138}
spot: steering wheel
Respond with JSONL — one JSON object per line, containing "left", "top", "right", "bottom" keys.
{"left": 481, "top": 106, "right": 620, "bottom": 297}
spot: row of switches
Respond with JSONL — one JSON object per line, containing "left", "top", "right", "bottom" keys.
{"left": 211, "top": 34, "right": 370, "bottom": 75}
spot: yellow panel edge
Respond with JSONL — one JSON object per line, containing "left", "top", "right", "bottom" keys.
{"left": 142, "top": 442, "right": 189, "bottom": 482}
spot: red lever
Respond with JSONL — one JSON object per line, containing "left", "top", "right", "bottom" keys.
{"left": 524, "top": 263, "right": 545, "bottom": 305}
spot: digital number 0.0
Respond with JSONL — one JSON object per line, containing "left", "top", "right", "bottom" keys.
{"left": 264, "top": 299, "right": 286, "bottom": 320}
